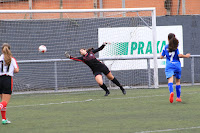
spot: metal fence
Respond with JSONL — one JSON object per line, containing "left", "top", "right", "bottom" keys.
{"left": 16, "top": 56, "right": 155, "bottom": 92}
{"left": 16, "top": 55, "right": 200, "bottom": 92}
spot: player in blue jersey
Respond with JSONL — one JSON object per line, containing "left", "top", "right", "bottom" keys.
{"left": 160, "top": 33, "right": 190, "bottom": 103}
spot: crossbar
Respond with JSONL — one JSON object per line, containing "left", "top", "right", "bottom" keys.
{"left": 0, "top": 8, "right": 156, "bottom": 14}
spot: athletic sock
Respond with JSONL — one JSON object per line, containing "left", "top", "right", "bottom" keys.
{"left": 1, "top": 107, "right": 6, "bottom": 120}
{"left": 111, "top": 77, "right": 124, "bottom": 90}
{"left": 176, "top": 85, "right": 181, "bottom": 98}
{"left": 168, "top": 83, "right": 173, "bottom": 93}
{"left": 100, "top": 83, "right": 109, "bottom": 92}
{"left": 0, "top": 101, "right": 7, "bottom": 110}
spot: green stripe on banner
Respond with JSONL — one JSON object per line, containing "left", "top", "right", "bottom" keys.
{"left": 105, "top": 42, "right": 128, "bottom": 56}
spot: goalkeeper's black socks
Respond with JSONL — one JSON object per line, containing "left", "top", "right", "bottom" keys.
{"left": 111, "top": 77, "right": 126, "bottom": 95}
{"left": 111, "top": 77, "right": 124, "bottom": 89}
{"left": 111, "top": 77, "right": 121, "bottom": 86}
{"left": 100, "top": 83, "right": 110, "bottom": 96}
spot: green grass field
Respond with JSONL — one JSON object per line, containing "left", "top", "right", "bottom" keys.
{"left": 1, "top": 86, "right": 200, "bottom": 133}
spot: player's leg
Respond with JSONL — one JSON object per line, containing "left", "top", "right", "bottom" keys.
{"left": 1, "top": 94, "right": 11, "bottom": 117}
{"left": 1, "top": 94, "right": 11, "bottom": 124}
{"left": 166, "top": 69, "right": 174, "bottom": 103}
{"left": 168, "top": 76, "right": 174, "bottom": 93}
{"left": 175, "top": 78, "right": 181, "bottom": 102}
{"left": 0, "top": 96, "right": 9, "bottom": 111}
{"left": 0, "top": 76, "right": 12, "bottom": 124}
{"left": 106, "top": 72, "right": 126, "bottom": 95}
{"left": 95, "top": 74, "right": 110, "bottom": 96}
{"left": 168, "top": 76, "right": 174, "bottom": 103}
{"left": 175, "top": 71, "right": 182, "bottom": 102}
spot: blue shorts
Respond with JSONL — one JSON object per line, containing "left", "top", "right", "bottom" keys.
{"left": 165, "top": 68, "right": 181, "bottom": 79}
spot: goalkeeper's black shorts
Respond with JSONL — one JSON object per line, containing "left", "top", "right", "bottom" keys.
{"left": 93, "top": 66, "right": 110, "bottom": 77}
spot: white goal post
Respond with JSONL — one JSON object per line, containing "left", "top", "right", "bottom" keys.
{"left": 0, "top": 8, "right": 158, "bottom": 92}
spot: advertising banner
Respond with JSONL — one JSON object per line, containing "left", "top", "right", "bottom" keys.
{"left": 98, "top": 26, "right": 183, "bottom": 70}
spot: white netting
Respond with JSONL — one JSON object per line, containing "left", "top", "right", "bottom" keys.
{"left": 0, "top": 8, "right": 157, "bottom": 92}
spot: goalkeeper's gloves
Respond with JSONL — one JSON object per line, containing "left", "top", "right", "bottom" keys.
{"left": 103, "top": 42, "right": 111, "bottom": 45}
{"left": 65, "top": 51, "right": 70, "bottom": 58}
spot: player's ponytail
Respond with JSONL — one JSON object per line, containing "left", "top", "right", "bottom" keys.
{"left": 168, "top": 33, "right": 175, "bottom": 41}
{"left": 1, "top": 43, "right": 12, "bottom": 66}
{"left": 168, "top": 37, "right": 179, "bottom": 52}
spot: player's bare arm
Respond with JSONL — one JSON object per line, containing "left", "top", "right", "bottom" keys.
{"left": 178, "top": 53, "right": 191, "bottom": 58}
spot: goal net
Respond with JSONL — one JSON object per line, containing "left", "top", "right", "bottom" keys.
{"left": 0, "top": 8, "right": 158, "bottom": 92}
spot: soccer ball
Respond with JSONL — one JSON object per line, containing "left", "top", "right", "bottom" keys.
{"left": 39, "top": 45, "right": 47, "bottom": 53}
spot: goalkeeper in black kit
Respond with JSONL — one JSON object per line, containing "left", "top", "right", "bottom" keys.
{"left": 65, "top": 42, "right": 126, "bottom": 96}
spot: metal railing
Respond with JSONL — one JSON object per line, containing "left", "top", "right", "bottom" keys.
{"left": 17, "top": 55, "right": 199, "bottom": 91}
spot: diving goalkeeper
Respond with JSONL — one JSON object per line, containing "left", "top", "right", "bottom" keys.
{"left": 65, "top": 42, "right": 126, "bottom": 96}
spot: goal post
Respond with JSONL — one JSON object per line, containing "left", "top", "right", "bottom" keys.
{"left": 152, "top": 9, "right": 159, "bottom": 88}
{"left": 0, "top": 8, "right": 158, "bottom": 92}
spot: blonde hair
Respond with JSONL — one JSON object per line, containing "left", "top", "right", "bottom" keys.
{"left": 1, "top": 43, "right": 12, "bottom": 66}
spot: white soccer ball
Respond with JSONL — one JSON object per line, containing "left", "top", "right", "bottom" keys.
{"left": 39, "top": 45, "right": 47, "bottom": 53}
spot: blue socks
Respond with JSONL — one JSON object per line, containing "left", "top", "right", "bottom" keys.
{"left": 176, "top": 85, "right": 181, "bottom": 98}
{"left": 168, "top": 83, "right": 181, "bottom": 98}
{"left": 168, "top": 83, "right": 173, "bottom": 93}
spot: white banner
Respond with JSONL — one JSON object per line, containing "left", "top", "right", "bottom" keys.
{"left": 98, "top": 26, "right": 183, "bottom": 70}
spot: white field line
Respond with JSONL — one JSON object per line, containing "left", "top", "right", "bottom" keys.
{"left": 7, "top": 99, "right": 93, "bottom": 108}
{"left": 135, "top": 126, "right": 200, "bottom": 133}
{"left": 7, "top": 94, "right": 166, "bottom": 108}
{"left": 7, "top": 91, "right": 199, "bottom": 109}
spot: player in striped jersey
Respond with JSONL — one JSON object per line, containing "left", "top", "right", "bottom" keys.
{"left": 160, "top": 33, "right": 190, "bottom": 103}
{"left": 65, "top": 42, "right": 126, "bottom": 96}
{"left": 0, "top": 43, "right": 19, "bottom": 124}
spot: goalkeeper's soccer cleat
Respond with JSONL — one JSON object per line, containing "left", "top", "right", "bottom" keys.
{"left": 103, "top": 42, "right": 111, "bottom": 45}
{"left": 104, "top": 91, "right": 110, "bottom": 96}
{"left": 122, "top": 89, "right": 126, "bottom": 95}
{"left": 169, "top": 92, "right": 174, "bottom": 103}
{"left": 119, "top": 86, "right": 126, "bottom": 95}
{"left": 176, "top": 98, "right": 182, "bottom": 102}
{"left": 2, "top": 119, "right": 11, "bottom": 124}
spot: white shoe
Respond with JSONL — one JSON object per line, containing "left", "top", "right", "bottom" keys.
{"left": 2, "top": 119, "right": 11, "bottom": 124}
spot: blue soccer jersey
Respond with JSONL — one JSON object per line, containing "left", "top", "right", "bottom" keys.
{"left": 161, "top": 44, "right": 181, "bottom": 79}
